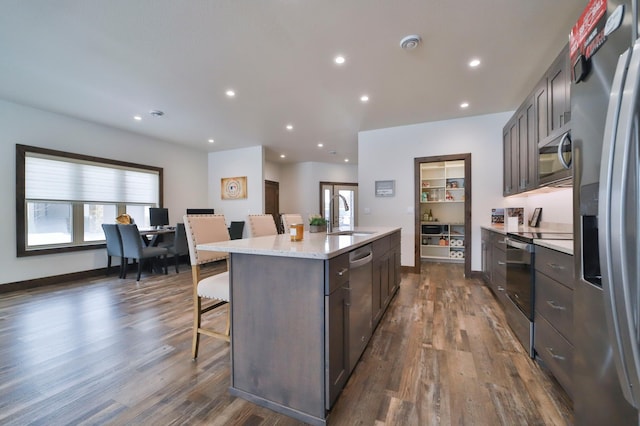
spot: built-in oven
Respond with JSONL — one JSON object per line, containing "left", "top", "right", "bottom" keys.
{"left": 505, "top": 235, "right": 536, "bottom": 357}
{"left": 539, "top": 130, "right": 572, "bottom": 186}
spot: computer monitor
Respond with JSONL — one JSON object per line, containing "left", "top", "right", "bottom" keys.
{"left": 149, "top": 207, "right": 169, "bottom": 228}
{"left": 186, "top": 208, "right": 214, "bottom": 214}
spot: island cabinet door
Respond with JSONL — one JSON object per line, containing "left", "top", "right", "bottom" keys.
{"left": 325, "top": 252, "right": 350, "bottom": 409}
{"left": 325, "top": 286, "right": 349, "bottom": 409}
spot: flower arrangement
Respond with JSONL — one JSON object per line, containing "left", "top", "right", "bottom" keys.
{"left": 309, "top": 214, "right": 327, "bottom": 226}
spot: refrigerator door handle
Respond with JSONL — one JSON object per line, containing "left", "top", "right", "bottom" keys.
{"left": 600, "top": 40, "right": 640, "bottom": 408}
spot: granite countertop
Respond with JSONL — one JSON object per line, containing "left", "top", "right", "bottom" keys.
{"left": 197, "top": 226, "right": 401, "bottom": 260}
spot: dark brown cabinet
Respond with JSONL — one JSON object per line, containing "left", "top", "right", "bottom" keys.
{"left": 372, "top": 231, "right": 401, "bottom": 327}
{"left": 533, "top": 245, "right": 574, "bottom": 399}
{"left": 325, "top": 253, "right": 350, "bottom": 409}
{"left": 503, "top": 43, "right": 570, "bottom": 196}
{"left": 481, "top": 228, "right": 508, "bottom": 306}
{"left": 547, "top": 44, "right": 571, "bottom": 136}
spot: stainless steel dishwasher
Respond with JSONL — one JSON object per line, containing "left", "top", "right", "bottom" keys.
{"left": 347, "top": 243, "right": 373, "bottom": 373}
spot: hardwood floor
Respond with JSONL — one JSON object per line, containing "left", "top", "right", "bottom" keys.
{"left": 0, "top": 261, "right": 572, "bottom": 425}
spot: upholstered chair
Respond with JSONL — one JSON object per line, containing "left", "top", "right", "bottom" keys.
{"left": 247, "top": 214, "right": 278, "bottom": 237}
{"left": 117, "top": 224, "right": 168, "bottom": 281}
{"left": 102, "top": 224, "right": 125, "bottom": 278}
{"left": 166, "top": 223, "right": 189, "bottom": 273}
{"left": 280, "top": 213, "right": 304, "bottom": 234}
{"left": 183, "top": 214, "right": 231, "bottom": 358}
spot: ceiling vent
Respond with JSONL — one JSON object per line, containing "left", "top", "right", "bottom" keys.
{"left": 400, "top": 35, "right": 421, "bottom": 50}
{"left": 149, "top": 110, "right": 164, "bottom": 117}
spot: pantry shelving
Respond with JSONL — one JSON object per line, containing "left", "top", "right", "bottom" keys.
{"left": 419, "top": 160, "right": 466, "bottom": 263}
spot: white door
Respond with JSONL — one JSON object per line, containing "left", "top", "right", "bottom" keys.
{"left": 321, "top": 183, "right": 357, "bottom": 230}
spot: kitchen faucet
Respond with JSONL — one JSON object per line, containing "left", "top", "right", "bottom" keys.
{"left": 328, "top": 193, "right": 349, "bottom": 233}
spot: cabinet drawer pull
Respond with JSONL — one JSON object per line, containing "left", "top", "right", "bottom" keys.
{"left": 547, "top": 263, "right": 565, "bottom": 271}
{"left": 497, "top": 286, "right": 505, "bottom": 291}
{"left": 546, "top": 347, "right": 566, "bottom": 361}
{"left": 546, "top": 300, "right": 566, "bottom": 310}
{"left": 337, "top": 268, "right": 348, "bottom": 276}
{"left": 497, "top": 261, "right": 506, "bottom": 266}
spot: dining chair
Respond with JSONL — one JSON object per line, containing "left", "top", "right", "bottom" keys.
{"left": 102, "top": 223, "right": 125, "bottom": 278}
{"left": 117, "top": 224, "right": 168, "bottom": 281}
{"left": 280, "top": 213, "right": 304, "bottom": 234}
{"left": 166, "top": 223, "right": 189, "bottom": 273}
{"left": 228, "top": 221, "right": 245, "bottom": 240}
{"left": 183, "top": 214, "right": 231, "bottom": 358}
{"left": 247, "top": 214, "right": 278, "bottom": 237}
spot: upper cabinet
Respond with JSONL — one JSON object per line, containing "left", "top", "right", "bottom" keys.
{"left": 547, "top": 44, "right": 571, "bottom": 137}
{"left": 503, "top": 44, "right": 570, "bottom": 196}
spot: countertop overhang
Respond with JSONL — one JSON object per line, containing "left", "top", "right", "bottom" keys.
{"left": 197, "top": 226, "right": 401, "bottom": 260}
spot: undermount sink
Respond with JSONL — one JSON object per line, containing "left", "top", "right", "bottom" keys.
{"left": 329, "top": 230, "right": 374, "bottom": 237}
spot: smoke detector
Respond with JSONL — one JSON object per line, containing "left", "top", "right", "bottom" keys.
{"left": 400, "top": 35, "right": 421, "bottom": 50}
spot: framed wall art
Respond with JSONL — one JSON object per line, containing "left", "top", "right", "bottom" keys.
{"left": 529, "top": 207, "right": 542, "bottom": 227}
{"left": 221, "top": 176, "right": 247, "bottom": 200}
{"left": 375, "top": 180, "right": 395, "bottom": 197}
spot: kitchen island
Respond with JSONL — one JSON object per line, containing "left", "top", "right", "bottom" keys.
{"left": 198, "top": 227, "right": 401, "bottom": 425}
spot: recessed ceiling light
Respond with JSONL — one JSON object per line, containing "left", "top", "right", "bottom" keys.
{"left": 286, "top": 124, "right": 293, "bottom": 131}
{"left": 226, "top": 89, "right": 235, "bottom": 97}
{"left": 344, "top": 158, "right": 349, "bottom": 163}
{"left": 360, "top": 95, "right": 369, "bottom": 102}
{"left": 334, "top": 55, "right": 345, "bottom": 65}
{"left": 469, "top": 58, "right": 481, "bottom": 68}
{"left": 208, "top": 139, "right": 214, "bottom": 143}
{"left": 317, "top": 143, "right": 324, "bottom": 148}
{"left": 280, "top": 154, "right": 286, "bottom": 158}
{"left": 133, "top": 115, "right": 142, "bottom": 121}
{"left": 460, "top": 102, "right": 469, "bottom": 108}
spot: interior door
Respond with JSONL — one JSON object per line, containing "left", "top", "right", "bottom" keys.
{"left": 264, "top": 180, "right": 280, "bottom": 232}
{"left": 320, "top": 183, "right": 357, "bottom": 230}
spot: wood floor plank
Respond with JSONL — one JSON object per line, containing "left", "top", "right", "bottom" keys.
{"left": 0, "top": 261, "right": 572, "bottom": 425}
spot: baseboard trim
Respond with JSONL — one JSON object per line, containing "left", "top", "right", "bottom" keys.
{"left": 0, "top": 268, "right": 111, "bottom": 294}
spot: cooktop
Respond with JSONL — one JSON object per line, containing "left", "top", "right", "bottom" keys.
{"left": 507, "top": 231, "right": 573, "bottom": 242}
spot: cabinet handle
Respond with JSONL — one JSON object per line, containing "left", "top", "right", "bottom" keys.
{"left": 497, "top": 261, "right": 506, "bottom": 266}
{"left": 546, "top": 300, "right": 566, "bottom": 310}
{"left": 497, "top": 286, "right": 505, "bottom": 291}
{"left": 546, "top": 347, "right": 566, "bottom": 361}
{"left": 547, "top": 263, "right": 565, "bottom": 271}
{"left": 337, "top": 268, "right": 348, "bottom": 276}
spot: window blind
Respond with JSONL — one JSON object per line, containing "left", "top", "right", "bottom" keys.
{"left": 25, "top": 153, "right": 159, "bottom": 204}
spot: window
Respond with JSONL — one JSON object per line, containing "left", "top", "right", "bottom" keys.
{"left": 16, "top": 145, "right": 163, "bottom": 256}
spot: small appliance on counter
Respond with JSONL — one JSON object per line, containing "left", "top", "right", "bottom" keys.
{"left": 491, "top": 208, "right": 504, "bottom": 224}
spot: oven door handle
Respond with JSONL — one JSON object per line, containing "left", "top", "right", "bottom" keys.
{"left": 506, "top": 238, "right": 533, "bottom": 252}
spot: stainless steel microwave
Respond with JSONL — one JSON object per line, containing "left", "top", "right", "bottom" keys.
{"left": 539, "top": 130, "right": 572, "bottom": 186}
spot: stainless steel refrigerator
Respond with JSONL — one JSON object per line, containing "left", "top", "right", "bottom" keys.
{"left": 572, "top": 0, "right": 640, "bottom": 423}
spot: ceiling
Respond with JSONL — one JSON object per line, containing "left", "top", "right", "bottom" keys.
{"left": 0, "top": 1, "right": 585, "bottom": 165}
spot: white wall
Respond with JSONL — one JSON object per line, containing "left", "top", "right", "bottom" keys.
{"left": 208, "top": 146, "right": 264, "bottom": 231}
{"left": 0, "top": 99, "right": 209, "bottom": 285}
{"left": 504, "top": 187, "right": 573, "bottom": 226}
{"left": 264, "top": 160, "right": 281, "bottom": 182}
{"left": 358, "top": 112, "right": 513, "bottom": 271}
{"left": 279, "top": 161, "right": 358, "bottom": 221}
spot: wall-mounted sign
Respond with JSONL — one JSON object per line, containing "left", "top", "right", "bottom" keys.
{"left": 375, "top": 180, "right": 395, "bottom": 197}
{"left": 221, "top": 176, "right": 247, "bottom": 199}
